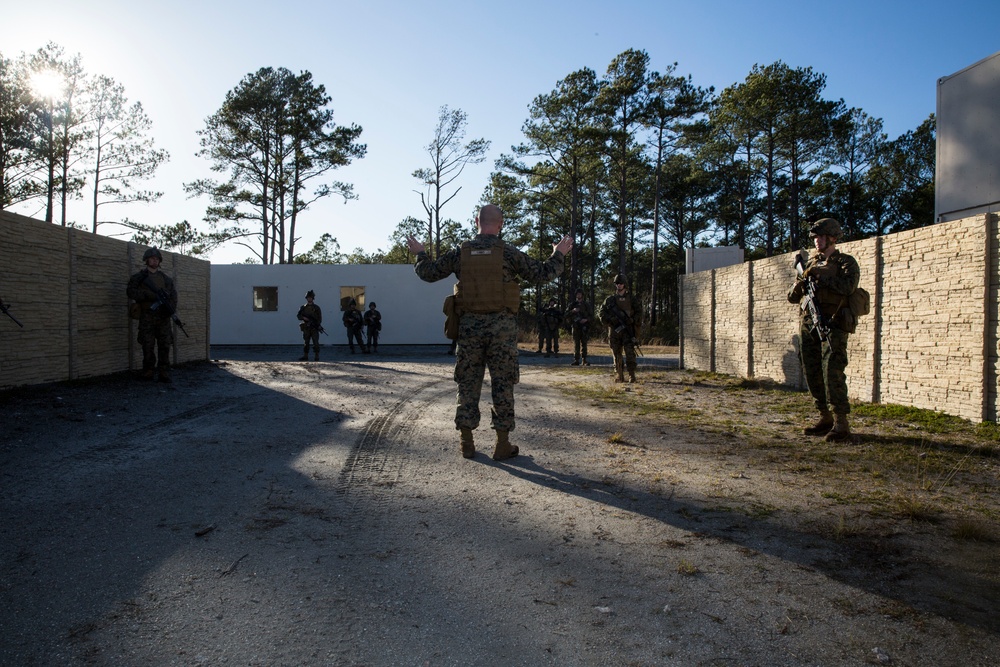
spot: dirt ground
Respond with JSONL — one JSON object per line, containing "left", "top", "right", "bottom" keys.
{"left": 1, "top": 343, "right": 997, "bottom": 667}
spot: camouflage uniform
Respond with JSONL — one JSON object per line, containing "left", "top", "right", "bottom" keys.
{"left": 537, "top": 301, "right": 562, "bottom": 355}
{"left": 788, "top": 248, "right": 860, "bottom": 416}
{"left": 127, "top": 266, "right": 176, "bottom": 377}
{"left": 599, "top": 283, "right": 641, "bottom": 382}
{"left": 364, "top": 304, "right": 382, "bottom": 352}
{"left": 297, "top": 297, "right": 322, "bottom": 360}
{"left": 564, "top": 294, "right": 592, "bottom": 365}
{"left": 413, "top": 234, "right": 565, "bottom": 433}
{"left": 342, "top": 304, "right": 367, "bottom": 353}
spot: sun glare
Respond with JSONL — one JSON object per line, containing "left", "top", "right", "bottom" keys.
{"left": 30, "top": 69, "right": 65, "bottom": 101}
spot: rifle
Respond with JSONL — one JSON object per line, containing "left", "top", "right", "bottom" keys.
{"left": 566, "top": 303, "right": 589, "bottom": 330}
{"left": 0, "top": 297, "right": 24, "bottom": 328}
{"left": 140, "top": 274, "right": 189, "bottom": 338}
{"left": 609, "top": 302, "right": 643, "bottom": 357}
{"left": 150, "top": 289, "right": 189, "bottom": 338}
{"left": 301, "top": 315, "right": 328, "bottom": 336}
{"left": 795, "top": 254, "right": 829, "bottom": 342}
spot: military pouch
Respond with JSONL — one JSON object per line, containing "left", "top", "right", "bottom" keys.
{"left": 443, "top": 294, "right": 459, "bottom": 340}
{"left": 838, "top": 308, "right": 858, "bottom": 334}
{"left": 848, "top": 286, "right": 871, "bottom": 318}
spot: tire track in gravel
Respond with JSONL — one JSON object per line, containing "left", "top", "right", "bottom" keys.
{"left": 334, "top": 376, "right": 452, "bottom": 522}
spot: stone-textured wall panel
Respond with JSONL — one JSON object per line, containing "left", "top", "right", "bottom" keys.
{"left": 680, "top": 273, "right": 713, "bottom": 371}
{"left": 0, "top": 212, "right": 209, "bottom": 389}
{"left": 751, "top": 254, "right": 803, "bottom": 387}
{"left": 878, "top": 217, "right": 986, "bottom": 420}
{"left": 680, "top": 214, "right": 994, "bottom": 421}
{"left": 713, "top": 263, "right": 749, "bottom": 377}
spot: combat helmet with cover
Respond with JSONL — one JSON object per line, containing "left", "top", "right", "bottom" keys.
{"left": 142, "top": 247, "right": 163, "bottom": 263}
{"left": 809, "top": 218, "right": 842, "bottom": 239}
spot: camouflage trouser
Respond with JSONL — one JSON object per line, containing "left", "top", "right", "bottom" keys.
{"left": 302, "top": 328, "right": 320, "bottom": 352}
{"left": 138, "top": 314, "right": 173, "bottom": 369}
{"left": 799, "top": 323, "right": 851, "bottom": 414}
{"left": 608, "top": 330, "right": 637, "bottom": 376}
{"left": 366, "top": 326, "right": 379, "bottom": 349}
{"left": 572, "top": 326, "right": 589, "bottom": 360}
{"left": 540, "top": 329, "right": 558, "bottom": 353}
{"left": 454, "top": 312, "right": 519, "bottom": 432}
{"left": 347, "top": 326, "right": 364, "bottom": 350}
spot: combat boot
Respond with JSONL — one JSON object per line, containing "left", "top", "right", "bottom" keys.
{"left": 141, "top": 368, "right": 154, "bottom": 380}
{"left": 460, "top": 428, "right": 475, "bottom": 459}
{"left": 492, "top": 430, "right": 519, "bottom": 461}
{"left": 582, "top": 358, "right": 590, "bottom": 366}
{"left": 628, "top": 370, "right": 637, "bottom": 383}
{"left": 313, "top": 350, "right": 320, "bottom": 361}
{"left": 804, "top": 410, "right": 834, "bottom": 436}
{"left": 157, "top": 367, "right": 171, "bottom": 383}
{"left": 299, "top": 346, "right": 309, "bottom": 361}
{"left": 825, "top": 413, "right": 852, "bottom": 442}
{"left": 571, "top": 358, "right": 580, "bottom": 366}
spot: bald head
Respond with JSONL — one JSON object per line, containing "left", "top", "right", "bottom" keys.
{"left": 477, "top": 205, "right": 503, "bottom": 234}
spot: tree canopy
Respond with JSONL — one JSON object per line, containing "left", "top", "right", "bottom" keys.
{"left": 0, "top": 42, "right": 168, "bottom": 232}
{"left": 1, "top": 44, "right": 937, "bottom": 345}
{"left": 185, "top": 67, "right": 366, "bottom": 264}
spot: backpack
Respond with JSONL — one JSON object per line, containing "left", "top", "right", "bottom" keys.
{"left": 848, "top": 286, "right": 871, "bottom": 317}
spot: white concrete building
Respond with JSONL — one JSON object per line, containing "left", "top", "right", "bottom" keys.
{"left": 210, "top": 264, "right": 454, "bottom": 345}
{"left": 936, "top": 49, "right": 1000, "bottom": 223}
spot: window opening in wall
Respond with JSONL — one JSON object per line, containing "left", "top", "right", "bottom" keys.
{"left": 253, "top": 286, "right": 278, "bottom": 312}
{"left": 340, "top": 286, "right": 365, "bottom": 310}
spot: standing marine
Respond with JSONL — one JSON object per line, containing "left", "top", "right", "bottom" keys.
{"left": 788, "top": 217, "right": 860, "bottom": 442}
{"left": 296, "top": 290, "right": 323, "bottom": 361}
{"left": 364, "top": 302, "right": 382, "bottom": 353}
{"left": 537, "top": 298, "right": 562, "bottom": 357}
{"left": 407, "top": 204, "right": 572, "bottom": 460}
{"left": 126, "top": 247, "right": 177, "bottom": 383}
{"left": 565, "top": 288, "right": 591, "bottom": 366}
{"left": 599, "top": 273, "right": 641, "bottom": 383}
{"left": 342, "top": 299, "right": 367, "bottom": 353}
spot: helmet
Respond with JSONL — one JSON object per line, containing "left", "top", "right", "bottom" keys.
{"left": 305, "top": 290, "right": 315, "bottom": 299}
{"left": 142, "top": 247, "right": 163, "bottom": 262}
{"left": 809, "top": 218, "right": 842, "bottom": 238}
{"left": 613, "top": 273, "right": 627, "bottom": 285}
{"left": 369, "top": 302, "right": 376, "bottom": 308}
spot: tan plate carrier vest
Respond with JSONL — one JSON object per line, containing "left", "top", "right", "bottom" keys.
{"left": 454, "top": 241, "right": 520, "bottom": 314}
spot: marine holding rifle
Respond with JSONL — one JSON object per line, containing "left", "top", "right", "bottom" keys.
{"left": 600, "top": 273, "right": 642, "bottom": 383}
{"left": 787, "top": 218, "right": 860, "bottom": 442}
{"left": 127, "top": 247, "right": 178, "bottom": 383}
{"left": 297, "top": 290, "right": 323, "bottom": 361}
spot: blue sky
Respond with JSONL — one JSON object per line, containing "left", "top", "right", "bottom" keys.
{"left": 5, "top": 0, "right": 997, "bottom": 262}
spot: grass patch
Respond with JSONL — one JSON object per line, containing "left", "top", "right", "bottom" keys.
{"left": 553, "top": 366, "right": 1000, "bottom": 533}
{"left": 852, "top": 403, "right": 971, "bottom": 435}
{"left": 952, "top": 519, "right": 994, "bottom": 542}
{"left": 889, "top": 493, "right": 941, "bottom": 523}
{"left": 676, "top": 559, "right": 699, "bottom": 576}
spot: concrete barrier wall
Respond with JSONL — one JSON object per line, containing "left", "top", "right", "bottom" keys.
{"left": 680, "top": 214, "right": 997, "bottom": 422}
{"left": 0, "top": 212, "right": 210, "bottom": 388}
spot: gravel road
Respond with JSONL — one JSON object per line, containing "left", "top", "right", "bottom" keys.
{"left": 0, "top": 345, "right": 996, "bottom": 666}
